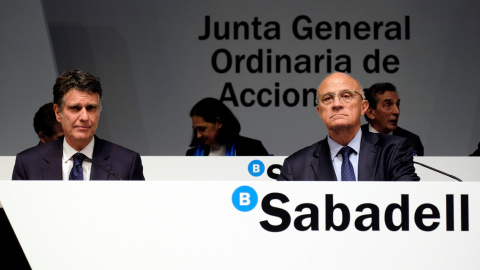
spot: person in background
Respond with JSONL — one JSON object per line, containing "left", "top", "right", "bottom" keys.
{"left": 277, "top": 72, "right": 419, "bottom": 181}
{"left": 33, "top": 102, "right": 64, "bottom": 145}
{"left": 186, "top": 97, "right": 269, "bottom": 156}
{"left": 12, "top": 69, "right": 144, "bottom": 180}
{"left": 362, "top": 83, "right": 424, "bottom": 156}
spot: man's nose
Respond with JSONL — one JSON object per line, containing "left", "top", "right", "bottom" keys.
{"left": 393, "top": 104, "right": 400, "bottom": 115}
{"left": 331, "top": 95, "right": 343, "bottom": 107}
{"left": 79, "top": 108, "right": 88, "bottom": 120}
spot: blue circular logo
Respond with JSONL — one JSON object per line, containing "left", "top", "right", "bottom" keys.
{"left": 248, "top": 160, "right": 265, "bottom": 177}
{"left": 232, "top": 186, "right": 258, "bottom": 212}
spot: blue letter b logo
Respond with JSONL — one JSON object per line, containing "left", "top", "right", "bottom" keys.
{"left": 232, "top": 186, "right": 258, "bottom": 212}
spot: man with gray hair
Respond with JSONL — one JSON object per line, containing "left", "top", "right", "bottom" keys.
{"left": 13, "top": 70, "right": 144, "bottom": 180}
{"left": 278, "top": 72, "right": 419, "bottom": 181}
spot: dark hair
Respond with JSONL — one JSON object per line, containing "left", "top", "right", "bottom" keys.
{"left": 189, "top": 98, "right": 241, "bottom": 146}
{"left": 33, "top": 102, "right": 59, "bottom": 136}
{"left": 53, "top": 69, "right": 103, "bottom": 110}
{"left": 363, "top": 82, "right": 397, "bottom": 122}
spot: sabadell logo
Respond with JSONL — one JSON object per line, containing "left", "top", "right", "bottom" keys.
{"left": 231, "top": 186, "right": 470, "bottom": 233}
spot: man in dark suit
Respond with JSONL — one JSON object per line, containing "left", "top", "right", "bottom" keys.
{"left": 12, "top": 70, "right": 144, "bottom": 180}
{"left": 277, "top": 72, "right": 419, "bottom": 181}
{"left": 362, "top": 82, "right": 424, "bottom": 156}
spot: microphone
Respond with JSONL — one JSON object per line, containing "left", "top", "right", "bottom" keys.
{"left": 82, "top": 156, "right": 123, "bottom": 181}
{"left": 402, "top": 159, "right": 463, "bottom": 182}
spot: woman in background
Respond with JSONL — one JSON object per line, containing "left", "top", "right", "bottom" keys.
{"left": 186, "top": 98, "right": 269, "bottom": 156}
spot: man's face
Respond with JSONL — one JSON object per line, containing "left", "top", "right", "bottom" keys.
{"left": 316, "top": 73, "right": 368, "bottom": 133}
{"left": 192, "top": 115, "right": 222, "bottom": 147}
{"left": 366, "top": 91, "right": 400, "bottom": 134}
{"left": 54, "top": 89, "right": 100, "bottom": 151}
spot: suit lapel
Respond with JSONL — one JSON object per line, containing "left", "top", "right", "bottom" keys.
{"left": 90, "top": 137, "right": 113, "bottom": 180}
{"left": 312, "top": 138, "right": 337, "bottom": 181}
{"left": 41, "top": 139, "right": 63, "bottom": 180}
{"left": 358, "top": 132, "right": 379, "bottom": 181}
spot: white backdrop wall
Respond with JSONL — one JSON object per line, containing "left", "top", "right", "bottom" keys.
{"left": 1, "top": 0, "right": 479, "bottom": 156}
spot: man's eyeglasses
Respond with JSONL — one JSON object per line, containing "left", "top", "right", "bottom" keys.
{"left": 316, "top": 90, "right": 363, "bottom": 106}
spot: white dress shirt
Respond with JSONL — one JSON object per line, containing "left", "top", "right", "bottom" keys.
{"left": 209, "top": 144, "right": 227, "bottom": 156}
{"left": 327, "top": 129, "right": 362, "bottom": 181}
{"left": 61, "top": 137, "right": 95, "bottom": 181}
{"left": 368, "top": 123, "right": 393, "bottom": 135}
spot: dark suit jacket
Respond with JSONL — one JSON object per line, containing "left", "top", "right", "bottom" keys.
{"left": 277, "top": 131, "right": 420, "bottom": 181}
{"left": 361, "top": 124, "right": 424, "bottom": 156}
{"left": 12, "top": 136, "right": 145, "bottom": 180}
{"left": 186, "top": 135, "right": 269, "bottom": 156}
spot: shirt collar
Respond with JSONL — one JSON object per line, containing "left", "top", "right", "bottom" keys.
{"left": 327, "top": 128, "right": 362, "bottom": 161}
{"left": 368, "top": 123, "right": 393, "bottom": 135}
{"left": 63, "top": 137, "right": 95, "bottom": 162}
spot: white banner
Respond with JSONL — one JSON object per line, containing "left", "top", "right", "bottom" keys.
{"left": 0, "top": 182, "right": 478, "bottom": 269}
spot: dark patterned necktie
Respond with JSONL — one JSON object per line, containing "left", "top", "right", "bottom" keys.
{"left": 339, "top": 146, "right": 356, "bottom": 181}
{"left": 69, "top": 153, "right": 86, "bottom": 180}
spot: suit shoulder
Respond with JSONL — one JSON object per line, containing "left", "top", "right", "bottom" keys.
{"left": 394, "top": 126, "right": 421, "bottom": 140}
{"left": 372, "top": 132, "right": 410, "bottom": 145}
{"left": 285, "top": 141, "right": 320, "bottom": 162}
{"left": 16, "top": 145, "right": 43, "bottom": 157}
{"left": 236, "top": 135, "right": 262, "bottom": 144}
{"left": 236, "top": 135, "right": 269, "bottom": 156}
{"left": 16, "top": 140, "right": 59, "bottom": 158}
{"left": 96, "top": 138, "right": 140, "bottom": 156}
{"left": 362, "top": 132, "right": 411, "bottom": 152}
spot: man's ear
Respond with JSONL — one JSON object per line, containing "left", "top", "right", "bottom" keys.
{"left": 365, "top": 106, "right": 375, "bottom": 120}
{"left": 53, "top": 104, "right": 62, "bottom": 122}
{"left": 359, "top": 100, "right": 369, "bottom": 117}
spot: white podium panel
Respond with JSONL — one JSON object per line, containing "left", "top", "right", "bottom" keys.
{"left": 0, "top": 182, "right": 478, "bottom": 269}
{"left": 141, "top": 156, "right": 479, "bottom": 182}
{"left": 2, "top": 156, "right": 479, "bottom": 182}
